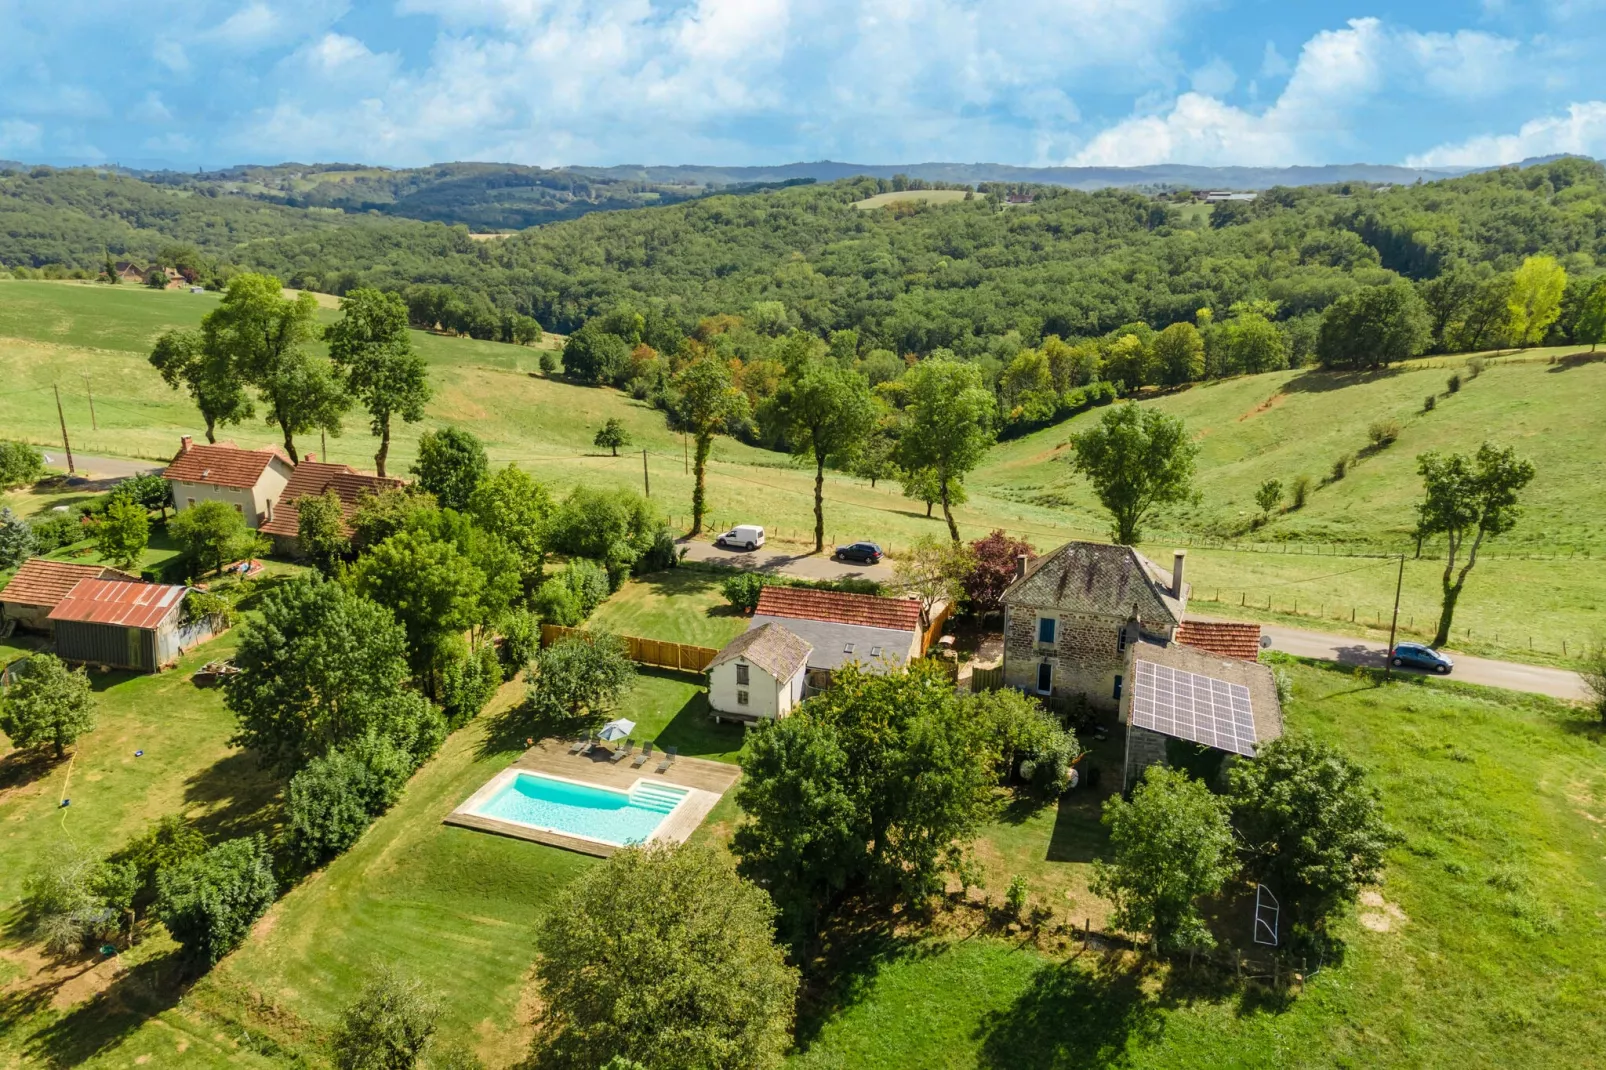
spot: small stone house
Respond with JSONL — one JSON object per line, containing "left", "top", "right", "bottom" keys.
{"left": 258, "top": 459, "right": 403, "bottom": 554}
{"left": 707, "top": 622, "right": 812, "bottom": 722}
{"left": 0, "top": 560, "right": 139, "bottom": 633}
{"left": 1000, "top": 541, "right": 1189, "bottom": 712}
{"left": 162, "top": 437, "right": 294, "bottom": 530}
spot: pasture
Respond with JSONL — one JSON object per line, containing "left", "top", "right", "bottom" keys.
{"left": 1, "top": 280, "right": 1602, "bottom": 668}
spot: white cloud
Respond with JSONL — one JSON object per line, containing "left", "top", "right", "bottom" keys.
{"left": 154, "top": 38, "right": 190, "bottom": 74}
{"left": 1259, "top": 41, "right": 1291, "bottom": 79}
{"left": 1071, "top": 17, "right": 1528, "bottom": 167}
{"left": 0, "top": 120, "right": 43, "bottom": 154}
{"left": 129, "top": 91, "right": 173, "bottom": 124}
{"left": 1190, "top": 57, "right": 1235, "bottom": 97}
{"left": 1406, "top": 101, "right": 1606, "bottom": 167}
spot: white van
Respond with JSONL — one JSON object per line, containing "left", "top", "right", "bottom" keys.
{"left": 715, "top": 525, "right": 766, "bottom": 551}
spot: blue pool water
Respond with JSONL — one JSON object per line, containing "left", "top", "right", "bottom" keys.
{"left": 476, "top": 772, "right": 688, "bottom": 846}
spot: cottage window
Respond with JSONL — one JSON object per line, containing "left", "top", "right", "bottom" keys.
{"left": 1037, "top": 617, "right": 1057, "bottom": 645}
{"left": 737, "top": 690, "right": 750, "bottom": 706}
{"left": 186, "top": 497, "right": 195, "bottom": 508}
{"left": 735, "top": 663, "right": 750, "bottom": 686}
{"left": 1036, "top": 662, "right": 1052, "bottom": 694}
{"left": 233, "top": 503, "right": 243, "bottom": 514}
{"left": 1113, "top": 674, "right": 1124, "bottom": 700}
{"left": 1117, "top": 627, "right": 1128, "bottom": 652}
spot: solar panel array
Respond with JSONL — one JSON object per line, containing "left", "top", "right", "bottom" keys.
{"left": 1130, "top": 660, "right": 1258, "bottom": 756}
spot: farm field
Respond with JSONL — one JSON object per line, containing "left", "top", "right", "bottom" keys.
{"left": 1, "top": 280, "right": 1601, "bottom": 669}
{"left": 852, "top": 189, "right": 982, "bottom": 209}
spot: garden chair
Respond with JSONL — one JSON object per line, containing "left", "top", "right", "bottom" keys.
{"left": 610, "top": 739, "right": 636, "bottom": 764}
{"left": 655, "top": 746, "right": 678, "bottom": 774}
{"left": 632, "top": 741, "right": 655, "bottom": 768}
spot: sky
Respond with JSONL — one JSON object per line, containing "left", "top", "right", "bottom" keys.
{"left": 3, "top": 0, "right": 1606, "bottom": 172}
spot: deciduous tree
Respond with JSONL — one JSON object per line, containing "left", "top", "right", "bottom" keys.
{"left": 296, "top": 488, "right": 348, "bottom": 578}
{"left": 148, "top": 329, "right": 253, "bottom": 444}
{"left": 410, "top": 428, "right": 487, "bottom": 512}
{"left": 1574, "top": 279, "right": 1606, "bottom": 352}
{"left": 93, "top": 496, "right": 149, "bottom": 570}
{"left": 1225, "top": 736, "right": 1397, "bottom": 937}
{"left": 169, "top": 500, "right": 257, "bottom": 576}
{"left": 326, "top": 287, "right": 431, "bottom": 478}
{"left": 1153, "top": 321, "right": 1205, "bottom": 385}
{"left": 468, "top": 463, "right": 553, "bottom": 593}
{"left": 332, "top": 965, "right": 441, "bottom": 1070}
{"left": 532, "top": 843, "right": 798, "bottom": 1070}
{"left": 0, "top": 654, "right": 96, "bottom": 759}
{"left": 1506, "top": 254, "right": 1566, "bottom": 348}
{"left": 1093, "top": 765, "right": 1235, "bottom": 953}
{"left": 771, "top": 360, "right": 877, "bottom": 551}
{"left": 1415, "top": 443, "right": 1535, "bottom": 646}
{"left": 895, "top": 358, "right": 996, "bottom": 542}
{"left": 525, "top": 632, "right": 636, "bottom": 728}
{"left": 963, "top": 530, "right": 1034, "bottom": 617}
{"left": 156, "top": 835, "right": 277, "bottom": 965}
{"left": 893, "top": 535, "right": 975, "bottom": 628}
{"left": 0, "top": 440, "right": 46, "bottom": 490}
{"left": 352, "top": 530, "right": 486, "bottom": 676}
{"left": 671, "top": 356, "right": 748, "bottom": 535}
{"left": 592, "top": 418, "right": 630, "bottom": 456}
{"left": 1068, "top": 403, "right": 1198, "bottom": 545}
{"left": 1316, "top": 281, "right": 1432, "bottom": 370}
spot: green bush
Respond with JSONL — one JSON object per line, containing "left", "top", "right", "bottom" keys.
{"left": 565, "top": 559, "right": 612, "bottom": 616}
{"left": 0, "top": 440, "right": 45, "bottom": 490}
{"left": 722, "top": 572, "right": 767, "bottom": 613}
{"left": 286, "top": 736, "right": 414, "bottom": 867}
{"left": 156, "top": 835, "right": 277, "bottom": 964}
{"left": 1330, "top": 455, "right": 1350, "bottom": 482}
{"left": 1290, "top": 474, "right": 1313, "bottom": 509}
{"left": 0, "top": 508, "right": 35, "bottom": 569}
{"left": 497, "top": 610, "right": 541, "bottom": 680}
{"left": 1423, "top": 394, "right": 1437, "bottom": 412}
{"left": 538, "top": 350, "right": 558, "bottom": 375}
{"left": 1447, "top": 372, "right": 1462, "bottom": 393}
{"left": 21, "top": 845, "right": 133, "bottom": 955}
{"left": 332, "top": 965, "right": 441, "bottom": 1070}
{"left": 437, "top": 641, "right": 501, "bottom": 727}
{"left": 109, "top": 815, "right": 208, "bottom": 912}
{"left": 27, "top": 511, "right": 82, "bottom": 553}
{"left": 1005, "top": 874, "right": 1029, "bottom": 920}
{"left": 1367, "top": 419, "right": 1401, "bottom": 447}
{"left": 533, "top": 578, "right": 582, "bottom": 627}
{"left": 182, "top": 589, "right": 238, "bottom": 628}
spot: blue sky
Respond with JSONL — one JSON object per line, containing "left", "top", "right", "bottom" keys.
{"left": 3, "top": 0, "right": 1605, "bottom": 171}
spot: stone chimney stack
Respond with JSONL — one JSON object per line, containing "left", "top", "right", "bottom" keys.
{"left": 180, "top": 435, "right": 193, "bottom": 454}
{"left": 1172, "top": 550, "right": 1187, "bottom": 598}
{"left": 1015, "top": 553, "right": 1029, "bottom": 580}
{"left": 303, "top": 453, "right": 315, "bottom": 463}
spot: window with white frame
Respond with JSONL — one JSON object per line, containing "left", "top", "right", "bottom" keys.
{"left": 1036, "top": 662, "right": 1052, "bottom": 694}
{"left": 737, "top": 690, "right": 750, "bottom": 706}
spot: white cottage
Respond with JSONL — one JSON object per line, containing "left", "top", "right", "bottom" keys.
{"left": 707, "top": 622, "right": 812, "bottom": 723}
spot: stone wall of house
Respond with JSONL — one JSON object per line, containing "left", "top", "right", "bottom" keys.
{"left": 1123, "top": 724, "right": 1169, "bottom": 791}
{"left": 1003, "top": 603, "right": 1129, "bottom": 711}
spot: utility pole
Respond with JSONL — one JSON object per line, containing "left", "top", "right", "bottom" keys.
{"left": 82, "top": 376, "right": 98, "bottom": 431}
{"left": 321, "top": 430, "right": 328, "bottom": 463}
{"left": 52, "top": 384, "right": 76, "bottom": 475}
{"left": 1385, "top": 554, "right": 1405, "bottom": 681}
{"left": 642, "top": 449, "right": 650, "bottom": 498}
{"left": 682, "top": 432, "right": 688, "bottom": 475}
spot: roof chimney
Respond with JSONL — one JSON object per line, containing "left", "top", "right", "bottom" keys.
{"left": 1015, "top": 553, "right": 1029, "bottom": 580}
{"left": 303, "top": 452, "right": 315, "bottom": 463}
{"left": 1172, "top": 550, "right": 1187, "bottom": 598}
{"left": 180, "top": 435, "right": 193, "bottom": 454}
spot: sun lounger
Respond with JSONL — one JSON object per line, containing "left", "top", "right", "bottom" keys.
{"left": 631, "top": 741, "right": 655, "bottom": 768}
{"left": 568, "top": 736, "right": 590, "bottom": 755}
{"left": 655, "top": 745, "right": 678, "bottom": 774}
{"left": 610, "top": 739, "right": 636, "bottom": 764}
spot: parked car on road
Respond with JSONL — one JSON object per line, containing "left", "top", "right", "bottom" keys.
{"left": 1391, "top": 642, "right": 1453, "bottom": 674}
{"left": 715, "top": 524, "right": 766, "bottom": 551}
{"left": 833, "top": 541, "right": 883, "bottom": 564}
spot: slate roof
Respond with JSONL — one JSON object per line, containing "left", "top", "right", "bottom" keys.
{"left": 1002, "top": 541, "right": 1184, "bottom": 628}
{"left": 259, "top": 462, "right": 404, "bottom": 538}
{"left": 0, "top": 560, "right": 137, "bottom": 608}
{"left": 48, "top": 579, "right": 187, "bottom": 630}
{"left": 1126, "top": 638, "right": 1283, "bottom": 752}
{"left": 1175, "top": 621, "right": 1263, "bottom": 662}
{"left": 753, "top": 586, "right": 922, "bottom": 633}
{"left": 746, "top": 616, "right": 917, "bottom": 673}
{"left": 163, "top": 442, "right": 289, "bottom": 490}
{"left": 708, "top": 622, "right": 812, "bottom": 679}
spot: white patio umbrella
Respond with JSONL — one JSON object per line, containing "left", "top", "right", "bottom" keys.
{"left": 598, "top": 718, "right": 636, "bottom": 742}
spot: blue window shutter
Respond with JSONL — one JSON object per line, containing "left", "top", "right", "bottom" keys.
{"left": 1038, "top": 617, "right": 1056, "bottom": 644}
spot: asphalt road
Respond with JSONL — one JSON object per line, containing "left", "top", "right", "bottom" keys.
{"left": 42, "top": 452, "right": 164, "bottom": 481}
{"left": 681, "top": 537, "right": 1590, "bottom": 702}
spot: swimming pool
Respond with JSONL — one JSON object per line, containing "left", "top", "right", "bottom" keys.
{"left": 470, "top": 771, "right": 690, "bottom": 847}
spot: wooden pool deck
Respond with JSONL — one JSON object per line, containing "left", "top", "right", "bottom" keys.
{"left": 443, "top": 739, "right": 741, "bottom": 857}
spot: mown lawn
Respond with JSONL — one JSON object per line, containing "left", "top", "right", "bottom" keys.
{"left": 786, "top": 661, "right": 1606, "bottom": 1069}
{"left": 588, "top": 568, "right": 750, "bottom": 650}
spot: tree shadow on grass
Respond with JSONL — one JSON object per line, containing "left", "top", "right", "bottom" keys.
{"left": 1545, "top": 350, "right": 1605, "bottom": 372}
{"left": 23, "top": 951, "right": 190, "bottom": 1069}
{"left": 792, "top": 906, "right": 934, "bottom": 1050}
{"left": 181, "top": 749, "right": 282, "bottom": 844}
{"left": 475, "top": 699, "right": 591, "bottom": 762}
{"left": 648, "top": 682, "right": 745, "bottom": 761}
{"left": 0, "top": 747, "right": 65, "bottom": 796}
{"left": 974, "top": 953, "right": 1160, "bottom": 1070}
{"left": 1281, "top": 366, "right": 1402, "bottom": 395}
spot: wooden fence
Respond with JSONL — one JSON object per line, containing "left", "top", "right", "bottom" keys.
{"left": 970, "top": 665, "right": 1004, "bottom": 692}
{"left": 540, "top": 625, "right": 719, "bottom": 674}
{"left": 920, "top": 601, "right": 955, "bottom": 656}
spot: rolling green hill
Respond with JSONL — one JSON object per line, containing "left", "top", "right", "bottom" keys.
{"left": 2, "top": 281, "right": 1601, "bottom": 667}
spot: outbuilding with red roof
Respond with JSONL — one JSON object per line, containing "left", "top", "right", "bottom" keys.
{"left": 0, "top": 559, "right": 140, "bottom": 633}
{"left": 47, "top": 578, "right": 222, "bottom": 672}
{"left": 743, "top": 585, "right": 926, "bottom": 686}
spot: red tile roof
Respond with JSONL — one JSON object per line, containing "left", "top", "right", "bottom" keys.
{"left": 47, "top": 579, "right": 187, "bottom": 630}
{"left": 0, "top": 560, "right": 138, "bottom": 609}
{"left": 163, "top": 442, "right": 289, "bottom": 490}
{"left": 1175, "top": 620, "right": 1263, "bottom": 662}
{"left": 754, "top": 586, "right": 922, "bottom": 633}
{"left": 259, "top": 462, "right": 404, "bottom": 538}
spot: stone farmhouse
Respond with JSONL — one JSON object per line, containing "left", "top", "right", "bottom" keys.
{"left": 259, "top": 459, "right": 402, "bottom": 555}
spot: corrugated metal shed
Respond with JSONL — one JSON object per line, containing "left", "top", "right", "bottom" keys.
{"left": 48, "top": 580, "right": 187, "bottom": 630}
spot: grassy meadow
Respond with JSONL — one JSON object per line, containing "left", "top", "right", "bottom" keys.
{"left": 2, "top": 280, "right": 1603, "bottom": 667}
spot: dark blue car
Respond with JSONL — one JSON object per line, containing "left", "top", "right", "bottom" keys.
{"left": 1391, "top": 642, "right": 1453, "bottom": 675}
{"left": 833, "top": 541, "right": 883, "bottom": 564}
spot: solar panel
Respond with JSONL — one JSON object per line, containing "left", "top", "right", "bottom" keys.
{"left": 1129, "top": 660, "right": 1258, "bottom": 756}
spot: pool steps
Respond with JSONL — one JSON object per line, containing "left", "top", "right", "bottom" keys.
{"left": 630, "top": 783, "right": 689, "bottom": 813}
